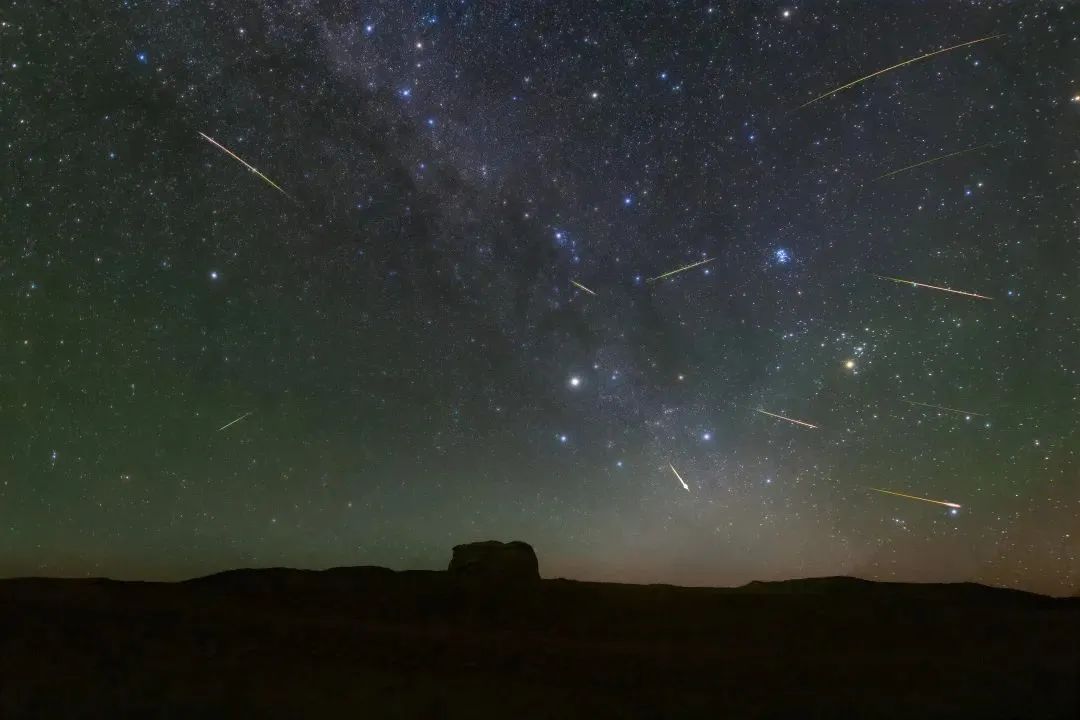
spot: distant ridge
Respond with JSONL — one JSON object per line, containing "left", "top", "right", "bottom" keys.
{"left": 0, "top": 568, "right": 1066, "bottom": 603}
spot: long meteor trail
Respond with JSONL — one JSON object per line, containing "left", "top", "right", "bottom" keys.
{"left": 796, "top": 33, "right": 1005, "bottom": 110}
{"left": 199, "top": 132, "right": 294, "bottom": 201}
{"left": 874, "top": 274, "right": 992, "bottom": 300}
{"left": 217, "top": 411, "right": 252, "bottom": 432}
{"left": 669, "top": 463, "right": 690, "bottom": 492}
{"left": 647, "top": 258, "right": 714, "bottom": 283}
{"left": 867, "top": 487, "right": 962, "bottom": 510}
{"left": 874, "top": 142, "right": 1000, "bottom": 181}
{"left": 903, "top": 400, "right": 986, "bottom": 417}
{"left": 571, "top": 279, "right": 598, "bottom": 296}
{"left": 755, "top": 408, "right": 818, "bottom": 430}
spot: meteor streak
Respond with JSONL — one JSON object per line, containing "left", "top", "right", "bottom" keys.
{"left": 198, "top": 132, "right": 294, "bottom": 201}
{"left": 571, "top": 279, "right": 598, "bottom": 296}
{"left": 669, "top": 463, "right": 690, "bottom": 491}
{"left": 647, "top": 258, "right": 714, "bottom": 283}
{"left": 873, "top": 142, "right": 1000, "bottom": 181}
{"left": 217, "top": 411, "right": 252, "bottom": 432}
{"left": 903, "top": 400, "right": 986, "bottom": 417}
{"left": 874, "top": 274, "right": 992, "bottom": 300}
{"left": 796, "top": 33, "right": 1005, "bottom": 110}
{"left": 755, "top": 408, "right": 818, "bottom": 429}
{"left": 866, "top": 487, "right": 962, "bottom": 510}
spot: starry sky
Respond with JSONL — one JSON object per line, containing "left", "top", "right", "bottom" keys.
{"left": 3, "top": 1, "right": 1078, "bottom": 595}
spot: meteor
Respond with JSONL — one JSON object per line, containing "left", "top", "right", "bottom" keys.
{"left": 217, "top": 411, "right": 252, "bottom": 432}
{"left": 796, "top": 33, "right": 1005, "bottom": 110}
{"left": 669, "top": 463, "right": 690, "bottom": 491}
{"left": 903, "top": 400, "right": 986, "bottom": 417}
{"left": 571, "top": 279, "right": 598, "bottom": 296}
{"left": 866, "top": 486, "right": 962, "bottom": 510}
{"left": 647, "top": 257, "right": 714, "bottom": 283}
{"left": 873, "top": 274, "right": 992, "bottom": 300}
{"left": 198, "top": 132, "right": 294, "bottom": 201}
{"left": 873, "top": 142, "right": 1000, "bottom": 181}
{"left": 755, "top": 408, "right": 818, "bottom": 430}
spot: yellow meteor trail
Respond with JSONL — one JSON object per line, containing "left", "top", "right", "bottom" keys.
{"left": 874, "top": 274, "right": 992, "bottom": 300}
{"left": 903, "top": 400, "right": 986, "bottom": 417}
{"left": 873, "top": 142, "right": 1000, "bottom": 181}
{"left": 199, "top": 132, "right": 294, "bottom": 201}
{"left": 669, "top": 463, "right": 690, "bottom": 492}
{"left": 571, "top": 279, "right": 598, "bottom": 296}
{"left": 217, "top": 411, "right": 252, "bottom": 432}
{"left": 755, "top": 408, "right": 818, "bottom": 430}
{"left": 647, "top": 257, "right": 714, "bottom": 283}
{"left": 867, "top": 487, "right": 961, "bottom": 509}
{"left": 796, "top": 33, "right": 1005, "bottom": 110}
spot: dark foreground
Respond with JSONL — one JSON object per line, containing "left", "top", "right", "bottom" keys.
{"left": 1, "top": 569, "right": 1076, "bottom": 718}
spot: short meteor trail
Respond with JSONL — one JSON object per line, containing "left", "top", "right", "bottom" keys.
{"left": 796, "top": 33, "right": 1005, "bottom": 110}
{"left": 755, "top": 408, "right": 818, "bottom": 430}
{"left": 873, "top": 142, "right": 1000, "bottom": 181}
{"left": 647, "top": 257, "right": 714, "bottom": 283}
{"left": 217, "top": 411, "right": 252, "bottom": 432}
{"left": 669, "top": 463, "right": 690, "bottom": 492}
{"left": 571, "top": 279, "right": 598, "bottom": 296}
{"left": 874, "top": 274, "right": 992, "bottom": 300}
{"left": 903, "top": 400, "right": 986, "bottom": 417}
{"left": 866, "top": 487, "right": 962, "bottom": 510}
{"left": 198, "top": 132, "right": 294, "bottom": 201}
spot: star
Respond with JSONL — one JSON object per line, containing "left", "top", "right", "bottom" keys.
{"left": 568, "top": 375, "right": 582, "bottom": 389}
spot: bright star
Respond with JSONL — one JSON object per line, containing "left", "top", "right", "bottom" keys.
{"left": 568, "top": 375, "right": 582, "bottom": 388}
{"left": 844, "top": 359, "right": 856, "bottom": 370}
{"left": 559, "top": 434, "right": 568, "bottom": 443}
{"left": 209, "top": 271, "right": 219, "bottom": 280}
{"left": 702, "top": 432, "right": 712, "bottom": 441}
{"left": 774, "top": 248, "right": 790, "bottom": 264}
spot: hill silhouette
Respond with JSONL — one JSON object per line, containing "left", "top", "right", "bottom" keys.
{"left": 1, "top": 543, "right": 1076, "bottom": 718}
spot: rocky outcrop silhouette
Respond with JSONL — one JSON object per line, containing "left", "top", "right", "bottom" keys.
{"left": 448, "top": 540, "right": 539, "bottom": 581}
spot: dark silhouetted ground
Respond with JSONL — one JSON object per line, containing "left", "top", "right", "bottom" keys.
{"left": 1, "top": 568, "right": 1076, "bottom": 718}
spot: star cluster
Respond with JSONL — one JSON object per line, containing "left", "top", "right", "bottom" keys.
{"left": 2, "top": 2, "right": 1077, "bottom": 594}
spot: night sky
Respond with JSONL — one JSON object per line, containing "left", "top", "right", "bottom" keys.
{"left": 3, "top": 2, "right": 1077, "bottom": 595}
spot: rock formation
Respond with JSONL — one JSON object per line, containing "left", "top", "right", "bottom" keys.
{"left": 448, "top": 540, "right": 540, "bottom": 581}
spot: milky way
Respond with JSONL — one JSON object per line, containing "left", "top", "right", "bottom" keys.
{"left": 3, "top": 2, "right": 1077, "bottom": 594}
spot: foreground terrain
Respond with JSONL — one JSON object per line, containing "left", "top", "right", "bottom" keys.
{"left": 1, "top": 568, "right": 1076, "bottom": 718}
